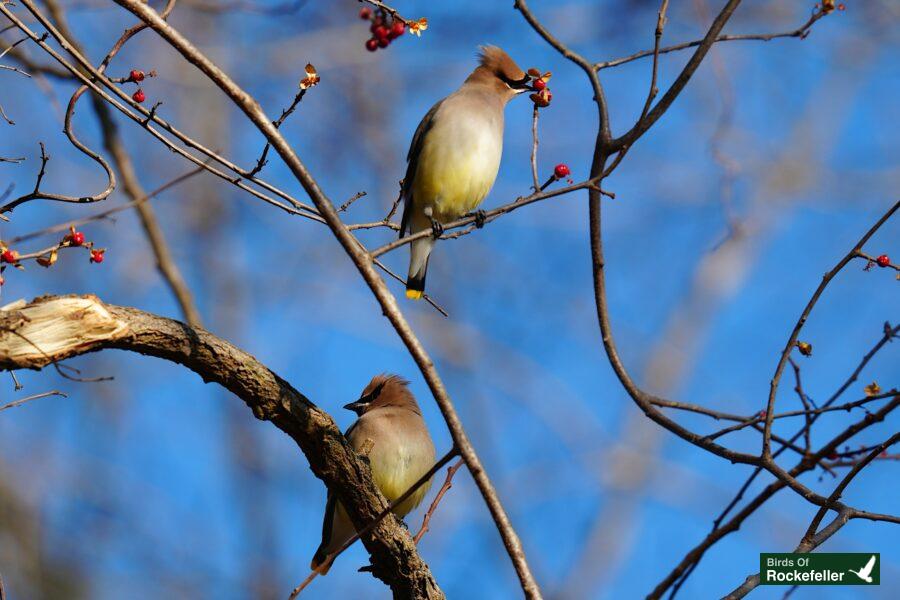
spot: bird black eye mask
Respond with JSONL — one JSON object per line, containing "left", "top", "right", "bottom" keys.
{"left": 360, "top": 380, "right": 387, "bottom": 405}
{"left": 501, "top": 73, "right": 532, "bottom": 90}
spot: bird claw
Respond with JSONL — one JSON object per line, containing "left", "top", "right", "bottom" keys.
{"left": 430, "top": 218, "right": 444, "bottom": 238}
{"left": 472, "top": 209, "right": 486, "bottom": 229}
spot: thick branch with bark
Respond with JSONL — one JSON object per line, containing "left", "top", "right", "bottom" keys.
{"left": 0, "top": 295, "right": 442, "bottom": 599}
{"left": 103, "top": 2, "right": 543, "bottom": 596}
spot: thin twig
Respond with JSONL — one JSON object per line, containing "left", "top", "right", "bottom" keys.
{"left": 339, "top": 191, "right": 368, "bottom": 212}
{"left": 638, "top": 0, "right": 669, "bottom": 123}
{"left": 246, "top": 87, "right": 308, "bottom": 177}
{"left": 530, "top": 105, "right": 540, "bottom": 191}
{"left": 761, "top": 201, "right": 899, "bottom": 458}
{"left": 0, "top": 389, "right": 67, "bottom": 412}
{"left": 595, "top": 9, "right": 829, "bottom": 71}
{"left": 414, "top": 457, "right": 464, "bottom": 544}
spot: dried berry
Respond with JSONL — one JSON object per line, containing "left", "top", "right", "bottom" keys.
{"left": 530, "top": 87, "right": 552, "bottom": 108}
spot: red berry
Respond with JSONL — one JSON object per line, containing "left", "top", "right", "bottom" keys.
{"left": 133, "top": 89, "right": 146, "bottom": 103}
{"left": 71, "top": 231, "right": 85, "bottom": 246}
{"left": 129, "top": 69, "right": 145, "bottom": 82}
{"left": 377, "top": 36, "right": 389, "bottom": 48}
{"left": 1, "top": 249, "right": 17, "bottom": 263}
{"left": 0, "top": 275, "right": 4, "bottom": 286}
{"left": 554, "top": 163, "right": 571, "bottom": 179}
{"left": 90, "top": 249, "right": 104, "bottom": 264}
{"left": 390, "top": 21, "right": 405, "bottom": 37}
{"left": 370, "top": 17, "right": 384, "bottom": 32}
{"left": 359, "top": 6, "right": 372, "bottom": 20}
{"left": 757, "top": 410, "right": 766, "bottom": 419}
{"left": 365, "top": 38, "right": 379, "bottom": 52}
{"left": 373, "top": 25, "right": 389, "bottom": 41}
{"left": 532, "top": 79, "right": 546, "bottom": 91}
{"left": 876, "top": 254, "right": 890, "bottom": 268}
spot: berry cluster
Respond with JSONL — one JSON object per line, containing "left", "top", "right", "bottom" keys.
{"left": 0, "top": 227, "right": 106, "bottom": 286}
{"left": 817, "top": 1, "right": 846, "bottom": 13}
{"left": 122, "top": 68, "right": 156, "bottom": 104}
{"left": 528, "top": 68, "right": 553, "bottom": 108}
{"left": 360, "top": 7, "right": 407, "bottom": 52}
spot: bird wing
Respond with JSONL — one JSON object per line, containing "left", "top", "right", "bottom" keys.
{"left": 319, "top": 491, "right": 337, "bottom": 549}
{"left": 399, "top": 99, "right": 444, "bottom": 238}
{"left": 316, "top": 419, "right": 361, "bottom": 552}
{"left": 861, "top": 555, "right": 876, "bottom": 576}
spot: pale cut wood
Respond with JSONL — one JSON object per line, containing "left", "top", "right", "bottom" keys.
{"left": 0, "top": 295, "right": 129, "bottom": 367}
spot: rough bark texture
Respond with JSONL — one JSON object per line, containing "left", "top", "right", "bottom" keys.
{"left": 0, "top": 295, "right": 443, "bottom": 599}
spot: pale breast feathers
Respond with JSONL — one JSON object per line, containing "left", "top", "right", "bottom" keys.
{"left": 348, "top": 411, "right": 436, "bottom": 517}
{"left": 411, "top": 93, "right": 504, "bottom": 221}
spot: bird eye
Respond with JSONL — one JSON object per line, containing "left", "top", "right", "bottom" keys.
{"left": 361, "top": 381, "right": 386, "bottom": 404}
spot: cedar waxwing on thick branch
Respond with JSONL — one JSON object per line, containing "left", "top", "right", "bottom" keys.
{"left": 310, "top": 374, "right": 436, "bottom": 574}
{"left": 400, "top": 46, "right": 533, "bottom": 299}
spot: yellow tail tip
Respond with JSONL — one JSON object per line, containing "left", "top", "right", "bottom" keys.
{"left": 406, "top": 289, "right": 423, "bottom": 300}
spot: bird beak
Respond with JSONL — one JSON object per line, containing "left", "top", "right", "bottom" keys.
{"left": 503, "top": 74, "right": 533, "bottom": 94}
{"left": 514, "top": 76, "right": 534, "bottom": 94}
{"left": 343, "top": 399, "right": 367, "bottom": 414}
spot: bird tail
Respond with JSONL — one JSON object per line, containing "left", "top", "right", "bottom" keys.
{"left": 406, "top": 236, "right": 435, "bottom": 300}
{"left": 310, "top": 545, "right": 334, "bottom": 575}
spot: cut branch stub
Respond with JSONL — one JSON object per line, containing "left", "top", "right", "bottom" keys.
{"left": 0, "top": 295, "right": 130, "bottom": 367}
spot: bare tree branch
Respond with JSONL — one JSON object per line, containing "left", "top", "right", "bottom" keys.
{"left": 104, "top": 2, "right": 543, "bottom": 596}
{"left": 0, "top": 294, "right": 443, "bottom": 598}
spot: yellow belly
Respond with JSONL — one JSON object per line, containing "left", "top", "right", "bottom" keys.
{"left": 371, "top": 455, "right": 433, "bottom": 518}
{"left": 412, "top": 119, "right": 502, "bottom": 222}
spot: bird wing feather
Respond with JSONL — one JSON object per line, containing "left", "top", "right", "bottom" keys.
{"left": 319, "top": 491, "right": 337, "bottom": 548}
{"left": 400, "top": 99, "right": 444, "bottom": 238}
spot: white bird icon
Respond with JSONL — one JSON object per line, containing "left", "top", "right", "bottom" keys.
{"left": 847, "top": 555, "right": 877, "bottom": 583}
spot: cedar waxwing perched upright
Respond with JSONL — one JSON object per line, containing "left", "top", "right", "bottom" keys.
{"left": 310, "top": 374, "right": 436, "bottom": 574}
{"left": 400, "top": 46, "right": 533, "bottom": 299}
